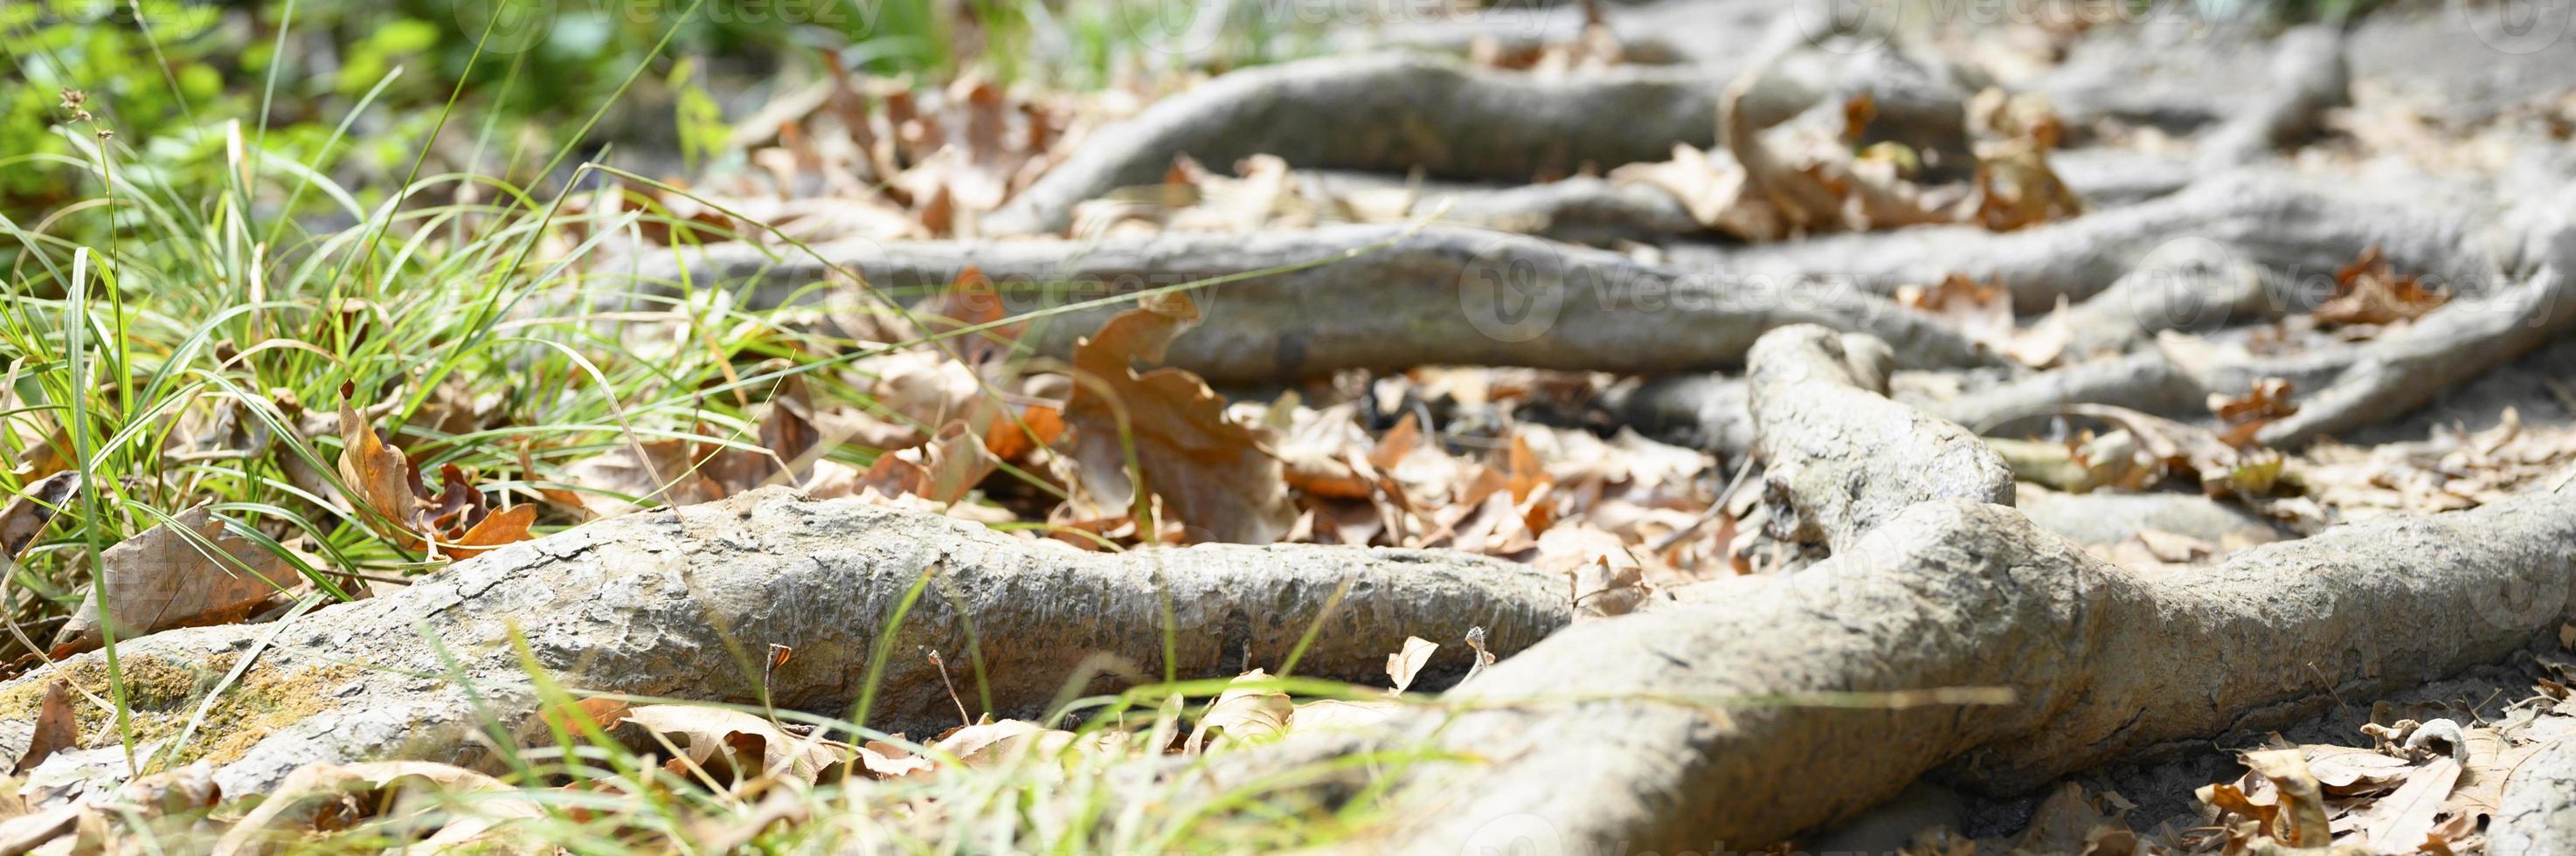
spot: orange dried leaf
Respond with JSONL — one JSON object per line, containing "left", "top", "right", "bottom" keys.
{"left": 1064, "top": 294, "right": 1296, "bottom": 544}
{"left": 336, "top": 397, "right": 421, "bottom": 533}
{"left": 10, "top": 681, "right": 78, "bottom": 774}
{"left": 984, "top": 404, "right": 1065, "bottom": 462}
{"left": 2318, "top": 245, "right": 2448, "bottom": 328}
{"left": 446, "top": 505, "right": 537, "bottom": 561}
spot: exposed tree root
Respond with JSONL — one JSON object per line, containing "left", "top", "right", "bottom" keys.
{"left": 985, "top": 44, "right": 1973, "bottom": 237}
{"left": 2496, "top": 735, "right": 2576, "bottom": 854}
{"left": 2192, "top": 25, "right": 2349, "bottom": 169}
{"left": 1360, "top": 487, "right": 2576, "bottom": 851}
{"left": 1748, "top": 326, "right": 2012, "bottom": 552}
{"left": 1301, "top": 172, "right": 1706, "bottom": 246}
{"left": 1608, "top": 340, "right": 2343, "bottom": 458}
{"left": 2261, "top": 265, "right": 2576, "bottom": 446}
{"left": 682, "top": 224, "right": 2008, "bottom": 382}
{"left": 0, "top": 488, "right": 1568, "bottom": 795}
{"left": 985, "top": 54, "right": 1732, "bottom": 236}
{"left": 1327, "top": 0, "right": 1781, "bottom": 66}
{"left": 2058, "top": 238, "right": 2279, "bottom": 356}
{"left": 2014, "top": 489, "right": 2285, "bottom": 549}
{"left": 1663, "top": 169, "right": 2492, "bottom": 314}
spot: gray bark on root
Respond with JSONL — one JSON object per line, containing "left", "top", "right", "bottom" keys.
{"left": 677, "top": 224, "right": 2008, "bottom": 382}
{"left": 2013, "top": 489, "right": 2285, "bottom": 549}
{"left": 0, "top": 488, "right": 1568, "bottom": 796}
{"left": 985, "top": 54, "right": 1733, "bottom": 236}
{"left": 1748, "top": 326, "right": 2013, "bottom": 552}
{"left": 984, "top": 45, "right": 1973, "bottom": 237}
{"left": 2192, "top": 25, "right": 2349, "bottom": 170}
{"left": 1361, "top": 487, "right": 2576, "bottom": 851}
{"left": 2258, "top": 174, "right": 2576, "bottom": 445}
{"left": 2494, "top": 734, "right": 2576, "bottom": 855}
{"left": 1662, "top": 169, "right": 2492, "bottom": 314}
{"left": 1300, "top": 172, "right": 1706, "bottom": 246}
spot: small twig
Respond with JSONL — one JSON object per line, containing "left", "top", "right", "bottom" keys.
{"left": 927, "top": 648, "right": 972, "bottom": 728}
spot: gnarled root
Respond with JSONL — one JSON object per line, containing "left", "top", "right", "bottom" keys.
{"left": 985, "top": 54, "right": 1734, "bottom": 236}
{"left": 676, "top": 224, "right": 2008, "bottom": 382}
{"left": 0, "top": 488, "right": 1568, "bottom": 796}
{"left": 1363, "top": 487, "right": 2576, "bottom": 851}
{"left": 1748, "top": 325, "right": 2013, "bottom": 551}
{"left": 2496, "top": 735, "right": 2576, "bottom": 854}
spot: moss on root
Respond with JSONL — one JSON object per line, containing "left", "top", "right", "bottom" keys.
{"left": 0, "top": 655, "right": 359, "bottom": 765}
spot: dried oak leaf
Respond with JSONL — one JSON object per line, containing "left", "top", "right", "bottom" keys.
{"left": 336, "top": 396, "right": 422, "bottom": 533}
{"left": 2317, "top": 245, "right": 2448, "bottom": 329}
{"left": 613, "top": 704, "right": 848, "bottom": 787}
{"left": 2211, "top": 377, "right": 2300, "bottom": 449}
{"left": 1064, "top": 293, "right": 1297, "bottom": 544}
{"left": 1385, "top": 636, "right": 1438, "bottom": 695}
{"left": 920, "top": 266, "right": 1024, "bottom": 366}
{"left": 211, "top": 761, "right": 540, "bottom": 853}
{"left": 54, "top": 505, "right": 296, "bottom": 656}
{"left": 1, "top": 471, "right": 80, "bottom": 557}
{"left": 2347, "top": 756, "right": 2462, "bottom": 854}
{"left": 10, "top": 681, "right": 78, "bottom": 775}
{"left": 926, "top": 717, "right": 1118, "bottom": 770}
{"left": 2240, "top": 748, "right": 2334, "bottom": 848}
{"left": 445, "top": 505, "right": 536, "bottom": 561}
{"left": 1188, "top": 670, "right": 1292, "bottom": 752}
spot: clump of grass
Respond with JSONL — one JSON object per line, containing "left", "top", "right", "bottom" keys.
{"left": 0, "top": 0, "right": 1407, "bottom": 849}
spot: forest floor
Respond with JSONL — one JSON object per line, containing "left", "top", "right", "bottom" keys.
{"left": 4, "top": 0, "right": 2576, "bottom": 853}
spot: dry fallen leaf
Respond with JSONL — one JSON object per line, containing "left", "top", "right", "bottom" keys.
{"left": 2248, "top": 749, "right": 2334, "bottom": 846}
{"left": 1188, "top": 670, "right": 1293, "bottom": 752}
{"left": 444, "top": 504, "right": 536, "bottom": 561}
{"left": 2303, "top": 744, "right": 2415, "bottom": 795}
{"left": 336, "top": 395, "right": 422, "bottom": 534}
{"left": 2211, "top": 377, "right": 2300, "bottom": 449}
{"left": 931, "top": 718, "right": 1049, "bottom": 767}
{"left": 54, "top": 506, "right": 297, "bottom": 656}
{"left": 1385, "top": 637, "right": 1438, "bottom": 695}
{"left": 0, "top": 471, "right": 79, "bottom": 557}
{"left": 2317, "top": 245, "right": 2448, "bottom": 330}
{"left": 1063, "top": 294, "right": 1297, "bottom": 543}
{"left": 611, "top": 704, "right": 848, "bottom": 787}
{"left": 211, "top": 761, "right": 540, "bottom": 856}
{"left": 10, "top": 682, "right": 79, "bottom": 776}
{"left": 1538, "top": 525, "right": 1649, "bottom": 618}
{"left": 2347, "top": 756, "right": 2460, "bottom": 855}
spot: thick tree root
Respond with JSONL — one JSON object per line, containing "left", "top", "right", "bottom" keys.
{"left": 1363, "top": 487, "right": 2576, "bottom": 851}
{"left": 1301, "top": 172, "right": 1706, "bottom": 246}
{"left": 0, "top": 488, "right": 1568, "bottom": 795}
{"left": 1662, "top": 169, "right": 2492, "bottom": 314}
{"left": 2261, "top": 265, "right": 2576, "bottom": 446}
{"left": 985, "top": 45, "right": 1973, "bottom": 237}
{"left": 1326, "top": 0, "right": 1782, "bottom": 66}
{"left": 2058, "top": 238, "right": 2280, "bottom": 356}
{"left": 2014, "top": 489, "right": 2285, "bottom": 549}
{"left": 2495, "top": 735, "right": 2576, "bottom": 854}
{"left": 2192, "top": 25, "right": 2349, "bottom": 169}
{"left": 985, "top": 54, "right": 1733, "bottom": 236}
{"left": 683, "top": 224, "right": 2007, "bottom": 382}
{"left": 1748, "top": 326, "right": 2013, "bottom": 552}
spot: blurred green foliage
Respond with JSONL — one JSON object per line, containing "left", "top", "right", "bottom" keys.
{"left": 4, "top": 0, "right": 1317, "bottom": 226}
